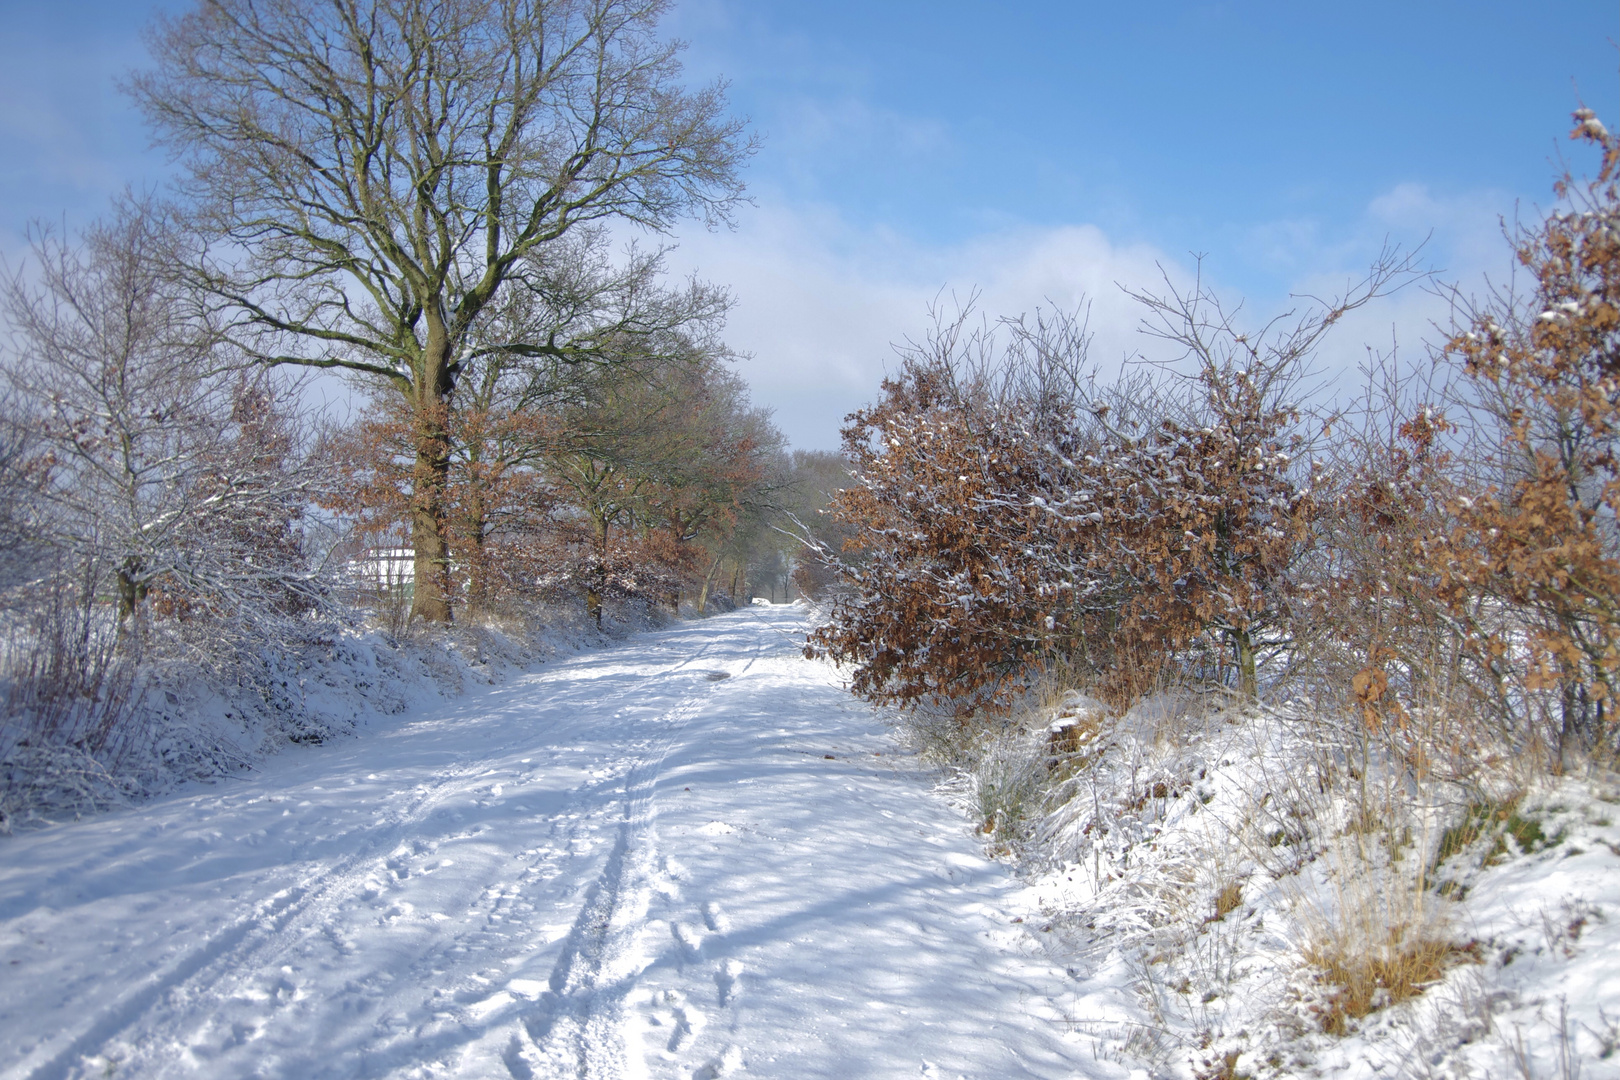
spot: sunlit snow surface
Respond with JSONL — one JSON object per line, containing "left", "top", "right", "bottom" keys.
{"left": 0, "top": 608, "right": 1103, "bottom": 1080}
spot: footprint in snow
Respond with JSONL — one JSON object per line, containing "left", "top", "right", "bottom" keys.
{"left": 715, "top": 959, "right": 743, "bottom": 1007}
{"left": 693, "top": 1044, "right": 743, "bottom": 1078}
{"left": 502, "top": 1033, "right": 535, "bottom": 1080}
{"left": 673, "top": 921, "right": 705, "bottom": 960}
{"left": 701, "top": 900, "right": 731, "bottom": 933}
{"left": 655, "top": 989, "right": 705, "bottom": 1053}
{"left": 323, "top": 924, "right": 358, "bottom": 955}
{"left": 464, "top": 990, "right": 516, "bottom": 1021}
{"left": 192, "top": 1017, "right": 260, "bottom": 1057}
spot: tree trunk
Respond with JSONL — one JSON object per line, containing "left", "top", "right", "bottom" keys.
{"left": 585, "top": 582, "right": 604, "bottom": 629}
{"left": 409, "top": 339, "right": 456, "bottom": 624}
{"left": 115, "top": 556, "right": 147, "bottom": 640}
{"left": 465, "top": 484, "right": 489, "bottom": 618}
{"left": 669, "top": 527, "right": 685, "bottom": 616}
{"left": 587, "top": 513, "right": 609, "bottom": 630}
{"left": 410, "top": 432, "right": 453, "bottom": 623}
{"left": 1233, "top": 626, "right": 1258, "bottom": 700}
{"left": 696, "top": 554, "right": 724, "bottom": 616}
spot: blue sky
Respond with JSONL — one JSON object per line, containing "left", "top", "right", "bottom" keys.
{"left": 2, "top": 1, "right": 1616, "bottom": 447}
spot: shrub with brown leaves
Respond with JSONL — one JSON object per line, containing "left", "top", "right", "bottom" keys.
{"left": 1427, "top": 110, "right": 1620, "bottom": 761}
{"left": 808, "top": 255, "right": 1415, "bottom": 714}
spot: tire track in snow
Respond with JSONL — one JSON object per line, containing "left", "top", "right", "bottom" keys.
{"left": 19, "top": 763, "right": 493, "bottom": 1080}
{"left": 18, "top": 631, "right": 727, "bottom": 1080}
{"left": 509, "top": 700, "right": 695, "bottom": 1078}
{"left": 17, "top": 886, "right": 308, "bottom": 1080}
{"left": 510, "top": 636, "right": 764, "bottom": 1079}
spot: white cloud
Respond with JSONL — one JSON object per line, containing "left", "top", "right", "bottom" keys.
{"left": 663, "top": 204, "right": 1193, "bottom": 449}
{"left": 765, "top": 94, "right": 953, "bottom": 168}
{"left": 1263, "top": 181, "right": 1520, "bottom": 406}
{"left": 660, "top": 177, "right": 1525, "bottom": 450}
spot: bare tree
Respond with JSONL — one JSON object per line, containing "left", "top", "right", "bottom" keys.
{"left": 2, "top": 203, "right": 326, "bottom": 652}
{"left": 129, "top": 0, "right": 754, "bottom": 622}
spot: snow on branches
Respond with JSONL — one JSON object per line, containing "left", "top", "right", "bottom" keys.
{"left": 809, "top": 254, "right": 1420, "bottom": 713}
{"left": 3, "top": 202, "right": 328, "bottom": 651}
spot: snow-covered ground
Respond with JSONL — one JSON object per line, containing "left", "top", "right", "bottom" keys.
{"left": 0, "top": 607, "right": 1103, "bottom": 1080}
{"left": 987, "top": 694, "right": 1620, "bottom": 1079}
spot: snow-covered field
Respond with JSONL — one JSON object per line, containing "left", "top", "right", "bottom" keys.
{"left": 0, "top": 607, "right": 1099, "bottom": 1080}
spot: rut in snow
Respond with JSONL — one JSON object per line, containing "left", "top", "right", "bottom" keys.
{"left": 516, "top": 691, "right": 709, "bottom": 1078}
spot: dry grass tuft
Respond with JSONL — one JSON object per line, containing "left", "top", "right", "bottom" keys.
{"left": 1207, "top": 881, "right": 1244, "bottom": 924}
{"left": 1305, "top": 928, "right": 1469, "bottom": 1035}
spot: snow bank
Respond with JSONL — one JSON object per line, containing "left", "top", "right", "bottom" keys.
{"left": 934, "top": 694, "right": 1620, "bottom": 1077}
{"left": 0, "top": 608, "right": 602, "bottom": 833}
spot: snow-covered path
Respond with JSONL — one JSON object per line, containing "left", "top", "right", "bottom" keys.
{"left": 1, "top": 607, "right": 1097, "bottom": 1080}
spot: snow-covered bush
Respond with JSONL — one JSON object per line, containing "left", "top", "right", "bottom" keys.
{"left": 806, "top": 251, "right": 1418, "bottom": 712}
{"left": 803, "top": 314, "right": 1085, "bottom": 710}
{"left": 1421, "top": 113, "right": 1620, "bottom": 764}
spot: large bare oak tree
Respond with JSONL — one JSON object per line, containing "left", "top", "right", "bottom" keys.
{"left": 130, "top": 0, "right": 752, "bottom": 621}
